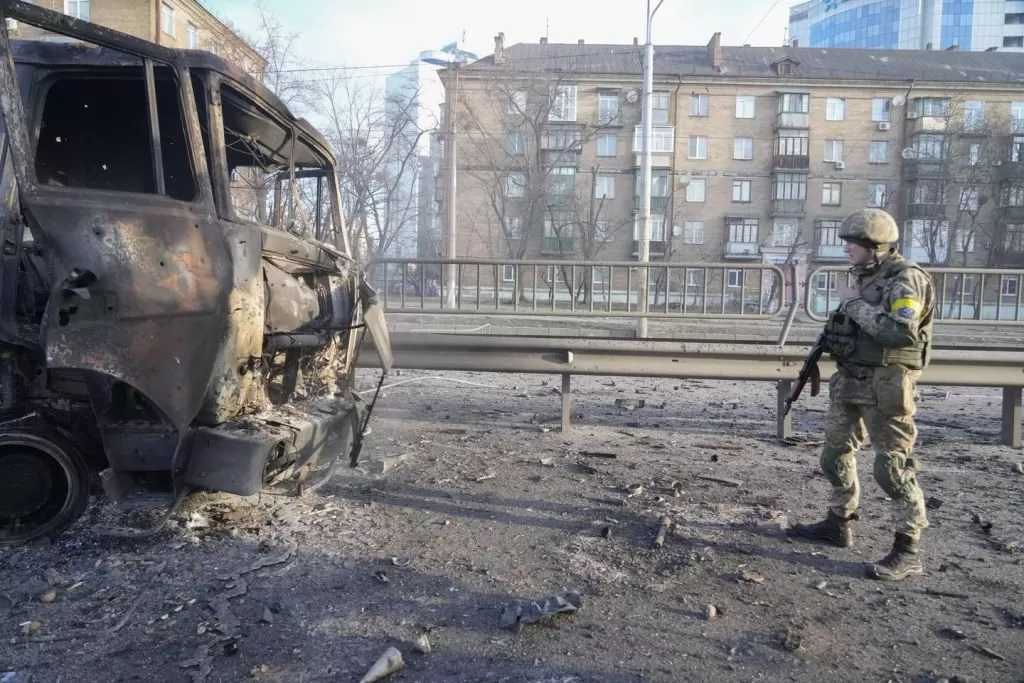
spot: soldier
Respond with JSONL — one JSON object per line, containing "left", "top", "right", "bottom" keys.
{"left": 787, "top": 208, "right": 935, "bottom": 582}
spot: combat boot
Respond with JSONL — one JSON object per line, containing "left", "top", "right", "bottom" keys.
{"left": 786, "top": 511, "right": 854, "bottom": 548}
{"left": 866, "top": 533, "right": 923, "bottom": 581}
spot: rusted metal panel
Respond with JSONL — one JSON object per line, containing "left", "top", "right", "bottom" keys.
{"left": 33, "top": 198, "right": 232, "bottom": 430}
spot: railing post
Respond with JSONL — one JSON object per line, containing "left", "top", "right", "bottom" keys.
{"left": 561, "top": 373, "right": 572, "bottom": 433}
{"left": 776, "top": 380, "right": 793, "bottom": 441}
{"left": 1001, "top": 386, "right": 1022, "bottom": 448}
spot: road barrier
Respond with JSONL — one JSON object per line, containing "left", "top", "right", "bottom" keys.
{"left": 357, "top": 333, "right": 1024, "bottom": 448}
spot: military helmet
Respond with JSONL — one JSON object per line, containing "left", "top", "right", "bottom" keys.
{"left": 838, "top": 208, "right": 899, "bottom": 247}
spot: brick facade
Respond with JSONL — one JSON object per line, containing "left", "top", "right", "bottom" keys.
{"left": 9, "top": 0, "right": 265, "bottom": 75}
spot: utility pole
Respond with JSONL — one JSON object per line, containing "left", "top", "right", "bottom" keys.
{"left": 637, "top": 0, "right": 664, "bottom": 338}
{"left": 443, "top": 62, "right": 459, "bottom": 309}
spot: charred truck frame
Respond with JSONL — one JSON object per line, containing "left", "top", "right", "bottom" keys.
{"left": 0, "top": 1, "right": 391, "bottom": 545}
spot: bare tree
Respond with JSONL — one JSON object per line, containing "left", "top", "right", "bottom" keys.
{"left": 312, "top": 73, "right": 432, "bottom": 265}
{"left": 456, "top": 72, "right": 629, "bottom": 304}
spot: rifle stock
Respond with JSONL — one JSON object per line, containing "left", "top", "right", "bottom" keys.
{"left": 783, "top": 332, "right": 826, "bottom": 416}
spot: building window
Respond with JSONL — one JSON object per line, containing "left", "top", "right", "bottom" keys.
{"left": 686, "top": 178, "right": 706, "bottom": 202}
{"left": 161, "top": 2, "right": 174, "bottom": 36}
{"left": 727, "top": 269, "right": 744, "bottom": 288}
{"left": 822, "top": 182, "right": 842, "bottom": 206}
{"left": 776, "top": 129, "right": 809, "bottom": 157}
{"left": 506, "top": 216, "right": 522, "bottom": 239}
{"left": 772, "top": 219, "right": 799, "bottom": 246}
{"left": 914, "top": 180, "right": 946, "bottom": 205}
{"left": 596, "top": 133, "right": 617, "bottom": 157}
{"left": 826, "top": 97, "right": 846, "bottom": 121}
{"left": 1004, "top": 226, "right": 1024, "bottom": 254}
{"left": 505, "top": 172, "right": 526, "bottom": 197}
{"left": 633, "top": 214, "right": 667, "bottom": 241}
{"left": 914, "top": 134, "right": 945, "bottom": 160}
{"left": 187, "top": 22, "right": 198, "bottom": 49}
{"left": 595, "top": 174, "right": 615, "bottom": 199}
{"left": 773, "top": 173, "right": 806, "bottom": 200}
{"left": 632, "top": 126, "right": 673, "bottom": 153}
{"left": 964, "top": 100, "right": 985, "bottom": 132}
{"left": 1013, "top": 136, "right": 1024, "bottom": 163}
{"left": 868, "top": 183, "right": 887, "bottom": 208}
{"left": 1004, "top": 36, "right": 1024, "bottom": 48}
{"left": 869, "top": 140, "right": 889, "bottom": 164}
{"left": 683, "top": 221, "right": 704, "bottom": 244}
{"left": 824, "top": 139, "right": 844, "bottom": 163}
{"left": 507, "top": 131, "right": 524, "bottom": 156}
{"left": 509, "top": 90, "right": 527, "bottom": 115}
{"left": 780, "top": 93, "right": 809, "bottom": 113}
{"left": 688, "top": 136, "right": 708, "bottom": 160}
{"left": 502, "top": 265, "right": 516, "bottom": 282}
{"left": 690, "top": 93, "right": 709, "bottom": 117}
{"left": 1012, "top": 102, "right": 1024, "bottom": 132}
{"left": 549, "top": 85, "right": 577, "bottom": 122}
{"left": 953, "top": 228, "right": 975, "bottom": 253}
{"left": 733, "top": 137, "right": 754, "bottom": 160}
{"left": 727, "top": 217, "right": 758, "bottom": 244}
{"left": 634, "top": 169, "right": 669, "bottom": 200}
{"left": 597, "top": 91, "right": 619, "bottom": 124}
{"left": 872, "top": 98, "right": 891, "bottom": 122}
{"left": 1002, "top": 275, "right": 1020, "bottom": 297}
{"left": 968, "top": 143, "right": 981, "bottom": 165}
{"left": 546, "top": 166, "right": 576, "bottom": 196}
{"left": 959, "top": 187, "right": 979, "bottom": 213}
{"left": 735, "top": 95, "right": 755, "bottom": 119}
{"left": 732, "top": 180, "right": 751, "bottom": 202}
{"left": 595, "top": 219, "right": 611, "bottom": 242}
{"left": 912, "top": 98, "right": 949, "bottom": 117}
{"left": 652, "top": 92, "right": 669, "bottom": 124}
{"left": 65, "top": 0, "right": 90, "bottom": 20}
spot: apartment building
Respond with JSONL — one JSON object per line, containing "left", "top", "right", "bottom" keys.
{"left": 440, "top": 32, "right": 1024, "bottom": 304}
{"left": 8, "top": 0, "right": 265, "bottom": 74}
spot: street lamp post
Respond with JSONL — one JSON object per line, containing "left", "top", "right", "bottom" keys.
{"left": 637, "top": 0, "right": 664, "bottom": 339}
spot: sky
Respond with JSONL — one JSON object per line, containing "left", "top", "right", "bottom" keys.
{"left": 200, "top": 0, "right": 792, "bottom": 88}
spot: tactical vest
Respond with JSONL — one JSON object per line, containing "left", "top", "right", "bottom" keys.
{"left": 825, "top": 258, "right": 933, "bottom": 370}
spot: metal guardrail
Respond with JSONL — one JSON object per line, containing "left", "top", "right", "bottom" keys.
{"left": 806, "top": 266, "right": 1024, "bottom": 324}
{"left": 372, "top": 258, "right": 790, "bottom": 320}
{"left": 358, "top": 333, "right": 1024, "bottom": 448}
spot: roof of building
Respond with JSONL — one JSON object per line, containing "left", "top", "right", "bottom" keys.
{"left": 464, "top": 41, "right": 1024, "bottom": 85}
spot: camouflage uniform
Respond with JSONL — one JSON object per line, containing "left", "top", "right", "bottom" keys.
{"left": 788, "top": 209, "right": 936, "bottom": 582}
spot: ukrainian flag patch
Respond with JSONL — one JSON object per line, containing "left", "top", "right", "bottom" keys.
{"left": 891, "top": 297, "right": 921, "bottom": 319}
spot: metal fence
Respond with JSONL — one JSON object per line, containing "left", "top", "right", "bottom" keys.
{"left": 373, "top": 258, "right": 1024, "bottom": 326}
{"left": 805, "top": 266, "right": 1024, "bottom": 324}
{"left": 372, "top": 258, "right": 791, "bottom": 319}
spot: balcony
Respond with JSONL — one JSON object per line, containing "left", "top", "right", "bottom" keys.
{"left": 904, "top": 158, "right": 948, "bottom": 178}
{"left": 724, "top": 241, "right": 760, "bottom": 258}
{"left": 773, "top": 154, "right": 810, "bottom": 171}
{"left": 906, "top": 203, "right": 947, "bottom": 219}
{"left": 595, "top": 112, "right": 623, "bottom": 127}
{"left": 907, "top": 115, "right": 948, "bottom": 136}
{"left": 541, "top": 148, "right": 581, "bottom": 166}
{"left": 995, "top": 160, "right": 1024, "bottom": 180}
{"left": 815, "top": 244, "right": 846, "bottom": 260}
{"left": 998, "top": 205, "right": 1024, "bottom": 222}
{"left": 634, "top": 195, "right": 669, "bottom": 212}
{"left": 542, "top": 236, "right": 575, "bottom": 254}
{"left": 776, "top": 111, "right": 809, "bottom": 129}
{"left": 631, "top": 240, "right": 667, "bottom": 256}
{"left": 770, "top": 198, "right": 806, "bottom": 217}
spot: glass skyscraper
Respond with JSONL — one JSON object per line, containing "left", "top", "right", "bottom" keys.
{"left": 789, "top": 0, "right": 1024, "bottom": 52}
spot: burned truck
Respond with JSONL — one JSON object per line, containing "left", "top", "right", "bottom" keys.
{"left": 0, "top": 1, "right": 390, "bottom": 545}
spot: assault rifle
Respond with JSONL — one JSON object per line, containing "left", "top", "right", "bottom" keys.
{"left": 782, "top": 331, "right": 826, "bottom": 416}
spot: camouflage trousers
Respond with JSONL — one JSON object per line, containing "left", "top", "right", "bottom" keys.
{"left": 819, "top": 364, "right": 928, "bottom": 540}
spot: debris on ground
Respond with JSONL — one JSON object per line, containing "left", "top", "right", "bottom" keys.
{"left": 499, "top": 592, "right": 583, "bottom": 632}
{"left": 413, "top": 634, "right": 431, "bottom": 654}
{"left": 358, "top": 646, "right": 405, "bottom": 682}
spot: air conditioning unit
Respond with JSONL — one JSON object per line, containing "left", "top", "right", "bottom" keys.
{"left": 877, "top": 121, "right": 891, "bottom": 131}
{"left": 834, "top": 161, "right": 845, "bottom": 170}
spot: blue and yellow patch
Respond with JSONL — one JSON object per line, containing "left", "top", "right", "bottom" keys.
{"left": 891, "top": 297, "right": 922, "bottom": 320}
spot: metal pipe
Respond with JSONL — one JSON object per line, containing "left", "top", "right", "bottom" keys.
{"left": 637, "top": 0, "right": 664, "bottom": 338}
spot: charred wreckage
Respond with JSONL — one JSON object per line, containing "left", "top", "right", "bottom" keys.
{"left": 0, "top": 1, "right": 392, "bottom": 545}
